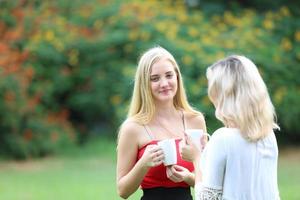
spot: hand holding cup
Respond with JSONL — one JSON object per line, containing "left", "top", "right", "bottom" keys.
{"left": 180, "top": 129, "right": 210, "bottom": 162}
{"left": 142, "top": 144, "right": 165, "bottom": 167}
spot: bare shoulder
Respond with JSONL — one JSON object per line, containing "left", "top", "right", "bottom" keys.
{"left": 117, "top": 118, "right": 148, "bottom": 150}
{"left": 119, "top": 119, "right": 143, "bottom": 139}
{"left": 184, "top": 111, "right": 207, "bottom": 131}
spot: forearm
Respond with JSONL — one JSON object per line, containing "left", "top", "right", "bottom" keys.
{"left": 184, "top": 171, "right": 195, "bottom": 187}
{"left": 193, "top": 156, "right": 202, "bottom": 184}
{"left": 117, "top": 159, "right": 150, "bottom": 199}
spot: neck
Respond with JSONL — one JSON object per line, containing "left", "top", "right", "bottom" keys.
{"left": 154, "top": 102, "right": 178, "bottom": 118}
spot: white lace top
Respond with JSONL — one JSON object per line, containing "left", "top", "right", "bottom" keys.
{"left": 195, "top": 128, "right": 280, "bottom": 200}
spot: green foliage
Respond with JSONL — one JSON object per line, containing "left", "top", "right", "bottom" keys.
{"left": 0, "top": 0, "right": 299, "bottom": 158}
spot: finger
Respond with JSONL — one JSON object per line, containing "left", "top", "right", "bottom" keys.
{"left": 186, "top": 135, "right": 194, "bottom": 145}
{"left": 170, "top": 166, "right": 182, "bottom": 178}
{"left": 172, "top": 165, "right": 186, "bottom": 171}
{"left": 166, "top": 167, "right": 172, "bottom": 177}
{"left": 153, "top": 154, "right": 164, "bottom": 163}
{"left": 183, "top": 132, "right": 188, "bottom": 145}
{"left": 167, "top": 173, "right": 181, "bottom": 182}
{"left": 201, "top": 135, "right": 208, "bottom": 145}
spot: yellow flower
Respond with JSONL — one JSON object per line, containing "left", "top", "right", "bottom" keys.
{"left": 280, "top": 6, "right": 290, "bottom": 17}
{"left": 217, "top": 22, "right": 227, "bottom": 31}
{"left": 155, "top": 21, "right": 167, "bottom": 32}
{"left": 68, "top": 49, "right": 79, "bottom": 66}
{"left": 296, "top": 52, "right": 300, "bottom": 60}
{"left": 166, "top": 31, "right": 177, "bottom": 40}
{"left": 124, "top": 44, "right": 133, "bottom": 53}
{"left": 79, "top": 7, "right": 92, "bottom": 18}
{"left": 45, "top": 30, "right": 54, "bottom": 42}
{"left": 244, "top": 9, "right": 255, "bottom": 18}
{"left": 53, "top": 39, "right": 64, "bottom": 52}
{"left": 128, "top": 31, "right": 139, "bottom": 41}
{"left": 140, "top": 31, "right": 151, "bottom": 41}
{"left": 202, "top": 96, "right": 211, "bottom": 106}
{"left": 216, "top": 52, "right": 225, "bottom": 59}
{"left": 273, "top": 54, "right": 281, "bottom": 63}
{"left": 189, "top": 43, "right": 199, "bottom": 51}
{"left": 122, "top": 65, "right": 135, "bottom": 77}
{"left": 224, "top": 40, "right": 234, "bottom": 49}
{"left": 191, "top": 84, "right": 200, "bottom": 96}
{"left": 188, "top": 27, "right": 199, "bottom": 37}
{"left": 182, "top": 55, "right": 193, "bottom": 66}
{"left": 295, "top": 30, "right": 300, "bottom": 42}
{"left": 266, "top": 11, "right": 274, "bottom": 19}
{"left": 280, "top": 38, "right": 292, "bottom": 51}
{"left": 56, "top": 16, "right": 66, "bottom": 27}
{"left": 263, "top": 19, "right": 274, "bottom": 30}
{"left": 202, "top": 37, "right": 213, "bottom": 45}
{"left": 177, "top": 12, "right": 188, "bottom": 23}
{"left": 192, "top": 13, "right": 204, "bottom": 22}
{"left": 93, "top": 20, "right": 103, "bottom": 30}
{"left": 212, "top": 15, "right": 221, "bottom": 23}
{"left": 32, "top": 33, "right": 41, "bottom": 43}
{"left": 224, "top": 11, "right": 234, "bottom": 24}
{"left": 110, "top": 95, "right": 121, "bottom": 105}
{"left": 274, "top": 87, "right": 287, "bottom": 104}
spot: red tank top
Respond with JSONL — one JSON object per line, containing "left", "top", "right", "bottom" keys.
{"left": 137, "top": 138, "right": 194, "bottom": 189}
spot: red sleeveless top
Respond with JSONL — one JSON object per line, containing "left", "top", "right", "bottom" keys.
{"left": 137, "top": 138, "right": 194, "bottom": 189}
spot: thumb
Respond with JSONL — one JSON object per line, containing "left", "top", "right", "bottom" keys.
{"left": 173, "top": 165, "right": 186, "bottom": 171}
{"left": 184, "top": 133, "right": 193, "bottom": 145}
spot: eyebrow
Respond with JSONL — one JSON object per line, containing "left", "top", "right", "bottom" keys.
{"left": 150, "top": 71, "right": 174, "bottom": 76}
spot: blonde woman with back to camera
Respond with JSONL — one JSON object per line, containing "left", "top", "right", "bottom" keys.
{"left": 181, "top": 55, "right": 280, "bottom": 200}
{"left": 116, "top": 46, "right": 207, "bottom": 200}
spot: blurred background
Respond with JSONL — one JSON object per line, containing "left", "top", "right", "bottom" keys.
{"left": 0, "top": 0, "right": 299, "bottom": 199}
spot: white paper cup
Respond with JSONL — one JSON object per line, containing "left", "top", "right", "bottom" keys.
{"left": 185, "top": 129, "right": 210, "bottom": 150}
{"left": 157, "top": 139, "right": 177, "bottom": 166}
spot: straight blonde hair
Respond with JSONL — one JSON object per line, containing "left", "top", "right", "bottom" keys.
{"left": 128, "top": 46, "right": 200, "bottom": 125}
{"left": 207, "top": 55, "right": 279, "bottom": 141}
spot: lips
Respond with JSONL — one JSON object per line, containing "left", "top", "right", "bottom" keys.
{"left": 159, "top": 89, "right": 172, "bottom": 94}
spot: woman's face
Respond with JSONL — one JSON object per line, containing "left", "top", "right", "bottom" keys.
{"left": 150, "top": 58, "right": 178, "bottom": 103}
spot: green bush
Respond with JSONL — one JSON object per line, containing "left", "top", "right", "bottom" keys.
{"left": 0, "top": 0, "right": 299, "bottom": 158}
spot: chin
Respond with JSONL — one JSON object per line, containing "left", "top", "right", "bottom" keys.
{"left": 158, "top": 95, "right": 175, "bottom": 102}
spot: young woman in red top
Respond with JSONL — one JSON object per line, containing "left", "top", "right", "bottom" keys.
{"left": 116, "top": 46, "right": 207, "bottom": 200}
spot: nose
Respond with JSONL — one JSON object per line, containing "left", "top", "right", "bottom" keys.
{"left": 160, "top": 77, "right": 168, "bottom": 87}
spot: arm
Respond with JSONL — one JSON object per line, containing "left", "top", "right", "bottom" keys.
{"left": 116, "top": 122, "right": 164, "bottom": 199}
{"left": 182, "top": 130, "right": 226, "bottom": 200}
{"left": 166, "top": 113, "right": 207, "bottom": 186}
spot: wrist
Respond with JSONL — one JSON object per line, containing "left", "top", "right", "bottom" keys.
{"left": 193, "top": 155, "right": 201, "bottom": 168}
{"left": 138, "top": 157, "right": 152, "bottom": 171}
{"left": 183, "top": 171, "right": 195, "bottom": 186}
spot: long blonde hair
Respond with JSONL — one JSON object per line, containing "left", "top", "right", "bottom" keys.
{"left": 128, "top": 46, "right": 200, "bottom": 125}
{"left": 207, "top": 55, "right": 279, "bottom": 141}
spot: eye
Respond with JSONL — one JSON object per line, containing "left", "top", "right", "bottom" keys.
{"left": 166, "top": 74, "right": 173, "bottom": 79}
{"left": 150, "top": 76, "right": 160, "bottom": 82}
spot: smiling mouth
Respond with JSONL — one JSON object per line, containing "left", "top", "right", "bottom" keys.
{"left": 159, "top": 89, "right": 171, "bottom": 93}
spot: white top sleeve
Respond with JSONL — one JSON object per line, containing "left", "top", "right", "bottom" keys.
{"left": 195, "top": 129, "right": 227, "bottom": 200}
{"left": 195, "top": 183, "right": 222, "bottom": 200}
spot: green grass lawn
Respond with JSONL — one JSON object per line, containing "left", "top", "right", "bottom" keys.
{"left": 0, "top": 138, "right": 299, "bottom": 200}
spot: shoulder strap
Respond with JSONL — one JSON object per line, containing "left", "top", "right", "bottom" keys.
{"left": 143, "top": 125, "right": 154, "bottom": 140}
{"left": 181, "top": 110, "right": 186, "bottom": 130}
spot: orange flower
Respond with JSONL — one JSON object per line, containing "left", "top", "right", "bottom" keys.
{"left": 50, "top": 132, "right": 59, "bottom": 142}
{"left": 23, "top": 129, "right": 33, "bottom": 141}
{"left": 4, "top": 91, "right": 16, "bottom": 103}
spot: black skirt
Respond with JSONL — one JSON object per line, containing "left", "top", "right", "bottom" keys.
{"left": 141, "top": 187, "right": 192, "bottom": 200}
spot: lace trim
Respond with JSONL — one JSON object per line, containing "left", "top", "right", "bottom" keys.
{"left": 195, "top": 183, "right": 223, "bottom": 200}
